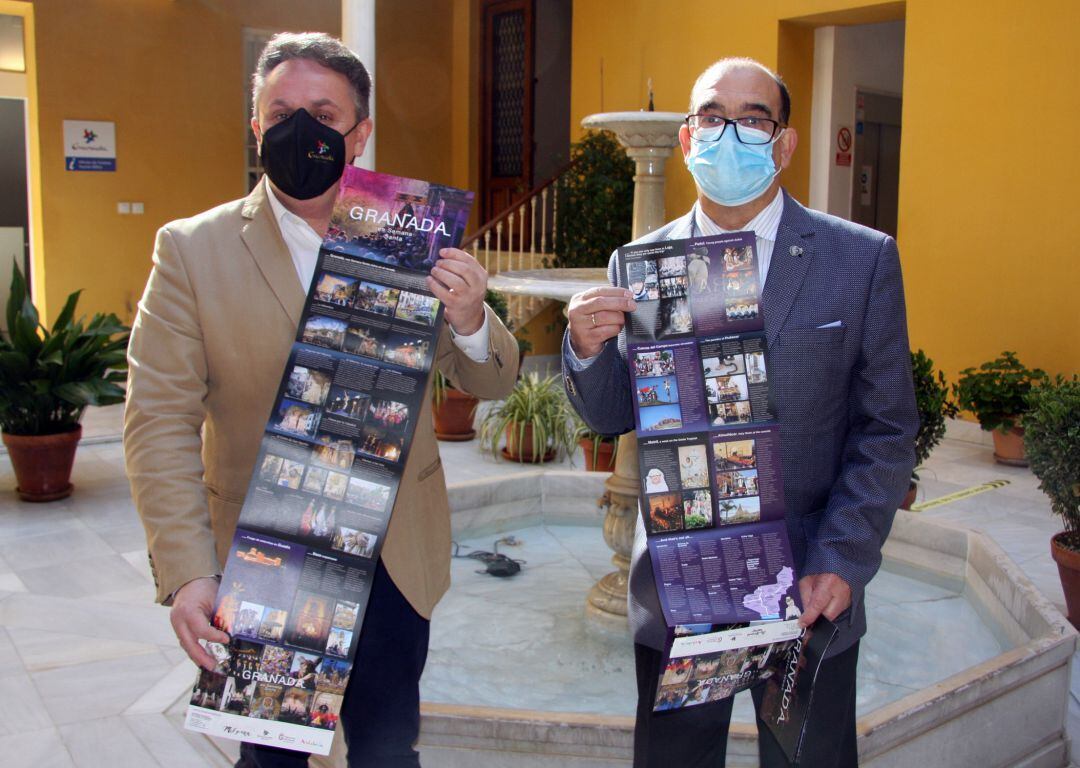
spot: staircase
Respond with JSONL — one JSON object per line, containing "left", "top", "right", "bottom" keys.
{"left": 462, "top": 165, "right": 571, "bottom": 333}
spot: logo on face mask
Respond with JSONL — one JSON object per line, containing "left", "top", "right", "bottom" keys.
{"left": 309, "top": 140, "right": 333, "bottom": 161}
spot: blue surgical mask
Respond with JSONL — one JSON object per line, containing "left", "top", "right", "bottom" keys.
{"left": 685, "top": 125, "right": 783, "bottom": 207}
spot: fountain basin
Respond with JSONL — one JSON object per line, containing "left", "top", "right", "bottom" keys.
{"left": 409, "top": 470, "right": 1075, "bottom": 768}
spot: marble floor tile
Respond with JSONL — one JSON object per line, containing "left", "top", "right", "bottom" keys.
{"left": 0, "top": 628, "right": 23, "bottom": 677}
{"left": 8, "top": 627, "right": 161, "bottom": 674}
{"left": 124, "top": 660, "right": 200, "bottom": 716}
{"left": 33, "top": 651, "right": 173, "bottom": 726}
{"left": 0, "top": 726, "right": 76, "bottom": 767}
{"left": 124, "top": 712, "right": 226, "bottom": 767}
{"left": 0, "top": 525, "right": 113, "bottom": 572}
{"left": 0, "top": 593, "right": 175, "bottom": 646}
{"left": 0, "top": 672, "right": 55, "bottom": 736}
{"left": 16, "top": 554, "right": 148, "bottom": 598}
{"left": 59, "top": 717, "right": 158, "bottom": 768}
{"left": 0, "top": 572, "right": 27, "bottom": 592}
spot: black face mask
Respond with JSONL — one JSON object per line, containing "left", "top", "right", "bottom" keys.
{"left": 260, "top": 108, "right": 358, "bottom": 200}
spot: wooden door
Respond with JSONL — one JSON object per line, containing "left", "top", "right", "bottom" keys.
{"left": 481, "top": 0, "right": 534, "bottom": 226}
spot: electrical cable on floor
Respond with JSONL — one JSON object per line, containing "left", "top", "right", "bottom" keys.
{"left": 451, "top": 535, "right": 526, "bottom": 577}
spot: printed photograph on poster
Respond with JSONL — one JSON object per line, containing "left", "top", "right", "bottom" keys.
{"left": 301, "top": 315, "right": 348, "bottom": 350}
{"left": 636, "top": 375, "right": 679, "bottom": 406}
{"left": 354, "top": 280, "right": 400, "bottom": 316}
{"left": 273, "top": 398, "right": 322, "bottom": 438}
{"left": 331, "top": 526, "right": 378, "bottom": 558}
{"left": 394, "top": 290, "right": 441, "bottom": 326}
{"left": 678, "top": 445, "right": 709, "bottom": 488}
{"left": 646, "top": 492, "right": 684, "bottom": 534}
{"left": 323, "top": 471, "right": 349, "bottom": 500}
{"left": 633, "top": 349, "right": 676, "bottom": 378}
{"left": 286, "top": 365, "right": 332, "bottom": 406}
{"left": 343, "top": 324, "right": 385, "bottom": 359}
{"left": 311, "top": 434, "right": 356, "bottom": 470}
{"left": 325, "top": 386, "right": 370, "bottom": 421}
{"left": 345, "top": 476, "right": 391, "bottom": 512}
{"left": 327, "top": 166, "right": 474, "bottom": 271}
{"left": 297, "top": 499, "right": 336, "bottom": 542}
{"left": 626, "top": 259, "right": 660, "bottom": 301}
{"left": 381, "top": 331, "right": 431, "bottom": 370}
{"left": 358, "top": 425, "right": 404, "bottom": 462}
{"left": 682, "top": 489, "right": 713, "bottom": 529}
{"left": 314, "top": 272, "right": 360, "bottom": 307}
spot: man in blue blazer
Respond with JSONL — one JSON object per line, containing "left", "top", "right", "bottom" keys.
{"left": 563, "top": 58, "right": 918, "bottom": 768}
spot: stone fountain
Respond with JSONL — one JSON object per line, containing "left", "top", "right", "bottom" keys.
{"left": 575, "top": 111, "right": 685, "bottom": 631}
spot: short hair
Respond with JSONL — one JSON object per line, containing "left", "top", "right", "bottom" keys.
{"left": 252, "top": 32, "right": 372, "bottom": 122}
{"left": 689, "top": 58, "right": 791, "bottom": 125}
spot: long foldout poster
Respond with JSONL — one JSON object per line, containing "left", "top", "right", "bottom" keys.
{"left": 184, "top": 167, "right": 473, "bottom": 754}
{"left": 617, "top": 232, "right": 806, "bottom": 712}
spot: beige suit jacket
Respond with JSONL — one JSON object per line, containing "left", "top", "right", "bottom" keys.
{"left": 124, "top": 178, "right": 519, "bottom": 617}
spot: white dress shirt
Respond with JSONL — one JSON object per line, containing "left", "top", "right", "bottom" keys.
{"left": 265, "top": 183, "right": 490, "bottom": 361}
{"left": 693, "top": 187, "right": 783, "bottom": 286}
{"left": 568, "top": 189, "right": 785, "bottom": 368}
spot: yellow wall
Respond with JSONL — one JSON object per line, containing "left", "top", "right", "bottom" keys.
{"left": 570, "top": 0, "right": 1080, "bottom": 381}
{"left": 24, "top": 0, "right": 340, "bottom": 324}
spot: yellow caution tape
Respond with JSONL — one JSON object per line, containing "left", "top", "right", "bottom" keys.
{"left": 908, "top": 480, "right": 1011, "bottom": 512}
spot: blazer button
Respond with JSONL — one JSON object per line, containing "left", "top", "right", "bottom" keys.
{"left": 565, "top": 375, "right": 577, "bottom": 397}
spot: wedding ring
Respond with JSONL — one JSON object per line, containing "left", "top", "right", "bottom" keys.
{"left": 590, "top": 313, "right": 596, "bottom": 326}
{"left": 449, "top": 287, "right": 456, "bottom": 295}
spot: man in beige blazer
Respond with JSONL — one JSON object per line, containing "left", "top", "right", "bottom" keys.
{"left": 123, "top": 32, "right": 518, "bottom": 768}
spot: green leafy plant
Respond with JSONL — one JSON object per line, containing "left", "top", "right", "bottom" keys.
{"left": 478, "top": 372, "right": 576, "bottom": 462}
{"left": 954, "top": 351, "right": 1046, "bottom": 433}
{"left": 911, "top": 349, "right": 959, "bottom": 479}
{"left": 1024, "top": 376, "right": 1080, "bottom": 534}
{"left": 0, "top": 264, "right": 129, "bottom": 435}
{"left": 552, "top": 130, "right": 634, "bottom": 268}
{"left": 572, "top": 415, "right": 619, "bottom": 470}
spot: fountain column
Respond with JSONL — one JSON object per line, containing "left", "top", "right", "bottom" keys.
{"left": 578, "top": 112, "right": 685, "bottom": 631}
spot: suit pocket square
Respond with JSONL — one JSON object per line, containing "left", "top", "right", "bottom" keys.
{"left": 816, "top": 320, "right": 843, "bottom": 329}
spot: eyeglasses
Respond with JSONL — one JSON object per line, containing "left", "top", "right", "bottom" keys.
{"left": 685, "top": 114, "right": 783, "bottom": 144}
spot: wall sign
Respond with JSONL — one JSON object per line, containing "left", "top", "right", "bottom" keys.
{"left": 63, "top": 120, "right": 116, "bottom": 171}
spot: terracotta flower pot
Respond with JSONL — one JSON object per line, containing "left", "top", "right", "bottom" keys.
{"left": 502, "top": 423, "right": 555, "bottom": 463}
{"left": 1051, "top": 531, "right": 1080, "bottom": 630}
{"left": 900, "top": 481, "right": 917, "bottom": 510}
{"left": 991, "top": 424, "right": 1027, "bottom": 467}
{"left": 579, "top": 437, "right": 615, "bottom": 472}
{"left": 433, "top": 389, "right": 479, "bottom": 442}
{"left": 2, "top": 425, "right": 82, "bottom": 502}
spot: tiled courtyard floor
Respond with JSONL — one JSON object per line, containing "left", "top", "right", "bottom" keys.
{"left": 0, "top": 406, "right": 1074, "bottom": 767}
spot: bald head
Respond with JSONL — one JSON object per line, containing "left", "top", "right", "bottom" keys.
{"left": 689, "top": 58, "right": 790, "bottom": 125}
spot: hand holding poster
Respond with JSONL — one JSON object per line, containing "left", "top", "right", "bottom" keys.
{"left": 184, "top": 167, "right": 472, "bottom": 754}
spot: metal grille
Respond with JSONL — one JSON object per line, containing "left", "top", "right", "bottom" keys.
{"left": 491, "top": 10, "right": 525, "bottom": 178}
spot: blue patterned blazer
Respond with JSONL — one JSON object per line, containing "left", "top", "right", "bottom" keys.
{"left": 562, "top": 191, "right": 918, "bottom": 656}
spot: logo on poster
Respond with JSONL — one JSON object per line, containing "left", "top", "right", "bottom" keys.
{"left": 348, "top": 206, "right": 451, "bottom": 236}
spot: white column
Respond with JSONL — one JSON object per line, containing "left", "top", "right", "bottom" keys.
{"left": 809, "top": 26, "right": 835, "bottom": 214}
{"left": 342, "top": 0, "right": 376, "bottom": 171}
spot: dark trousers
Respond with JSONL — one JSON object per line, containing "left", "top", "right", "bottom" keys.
{"left": 237, "top": 560, "right": 431, "bottom": 768}
{"left": 633, "top": 641, "right": 859, "bottom": 768}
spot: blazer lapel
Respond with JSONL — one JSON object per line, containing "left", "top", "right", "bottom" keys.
{"left": 762, "top": 191, "right": 816, "bottom": 347}
{"left": 240, "top": 179, "right": 307, "bottom": 327}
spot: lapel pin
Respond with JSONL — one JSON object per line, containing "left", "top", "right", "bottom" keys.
{"left": 789, "top": 245, "right": 804, "bottom": 258}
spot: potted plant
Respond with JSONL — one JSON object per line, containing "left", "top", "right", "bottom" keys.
{"left": 1024, "top": 376, "right": 1080, "bottom": 627}
{"left": 954, "top": 351, "right": 1046, "bottom": 466}
{"left": 432, "top": 369, "right": 479, "bottom": 441}
{"left": 903, "top": 350, "right": 960, "bottom": 509}
{"left": 0, "top": 265, "right": 130, "bottom": 501}
{"left": 572, "top": 416, "right": 618, "bottom": 472}
{"left": 431, "top": 290, "right": 531, "bottom": 441}
{"left": 478, "top": 372, "right": 576, "bottom": 463}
